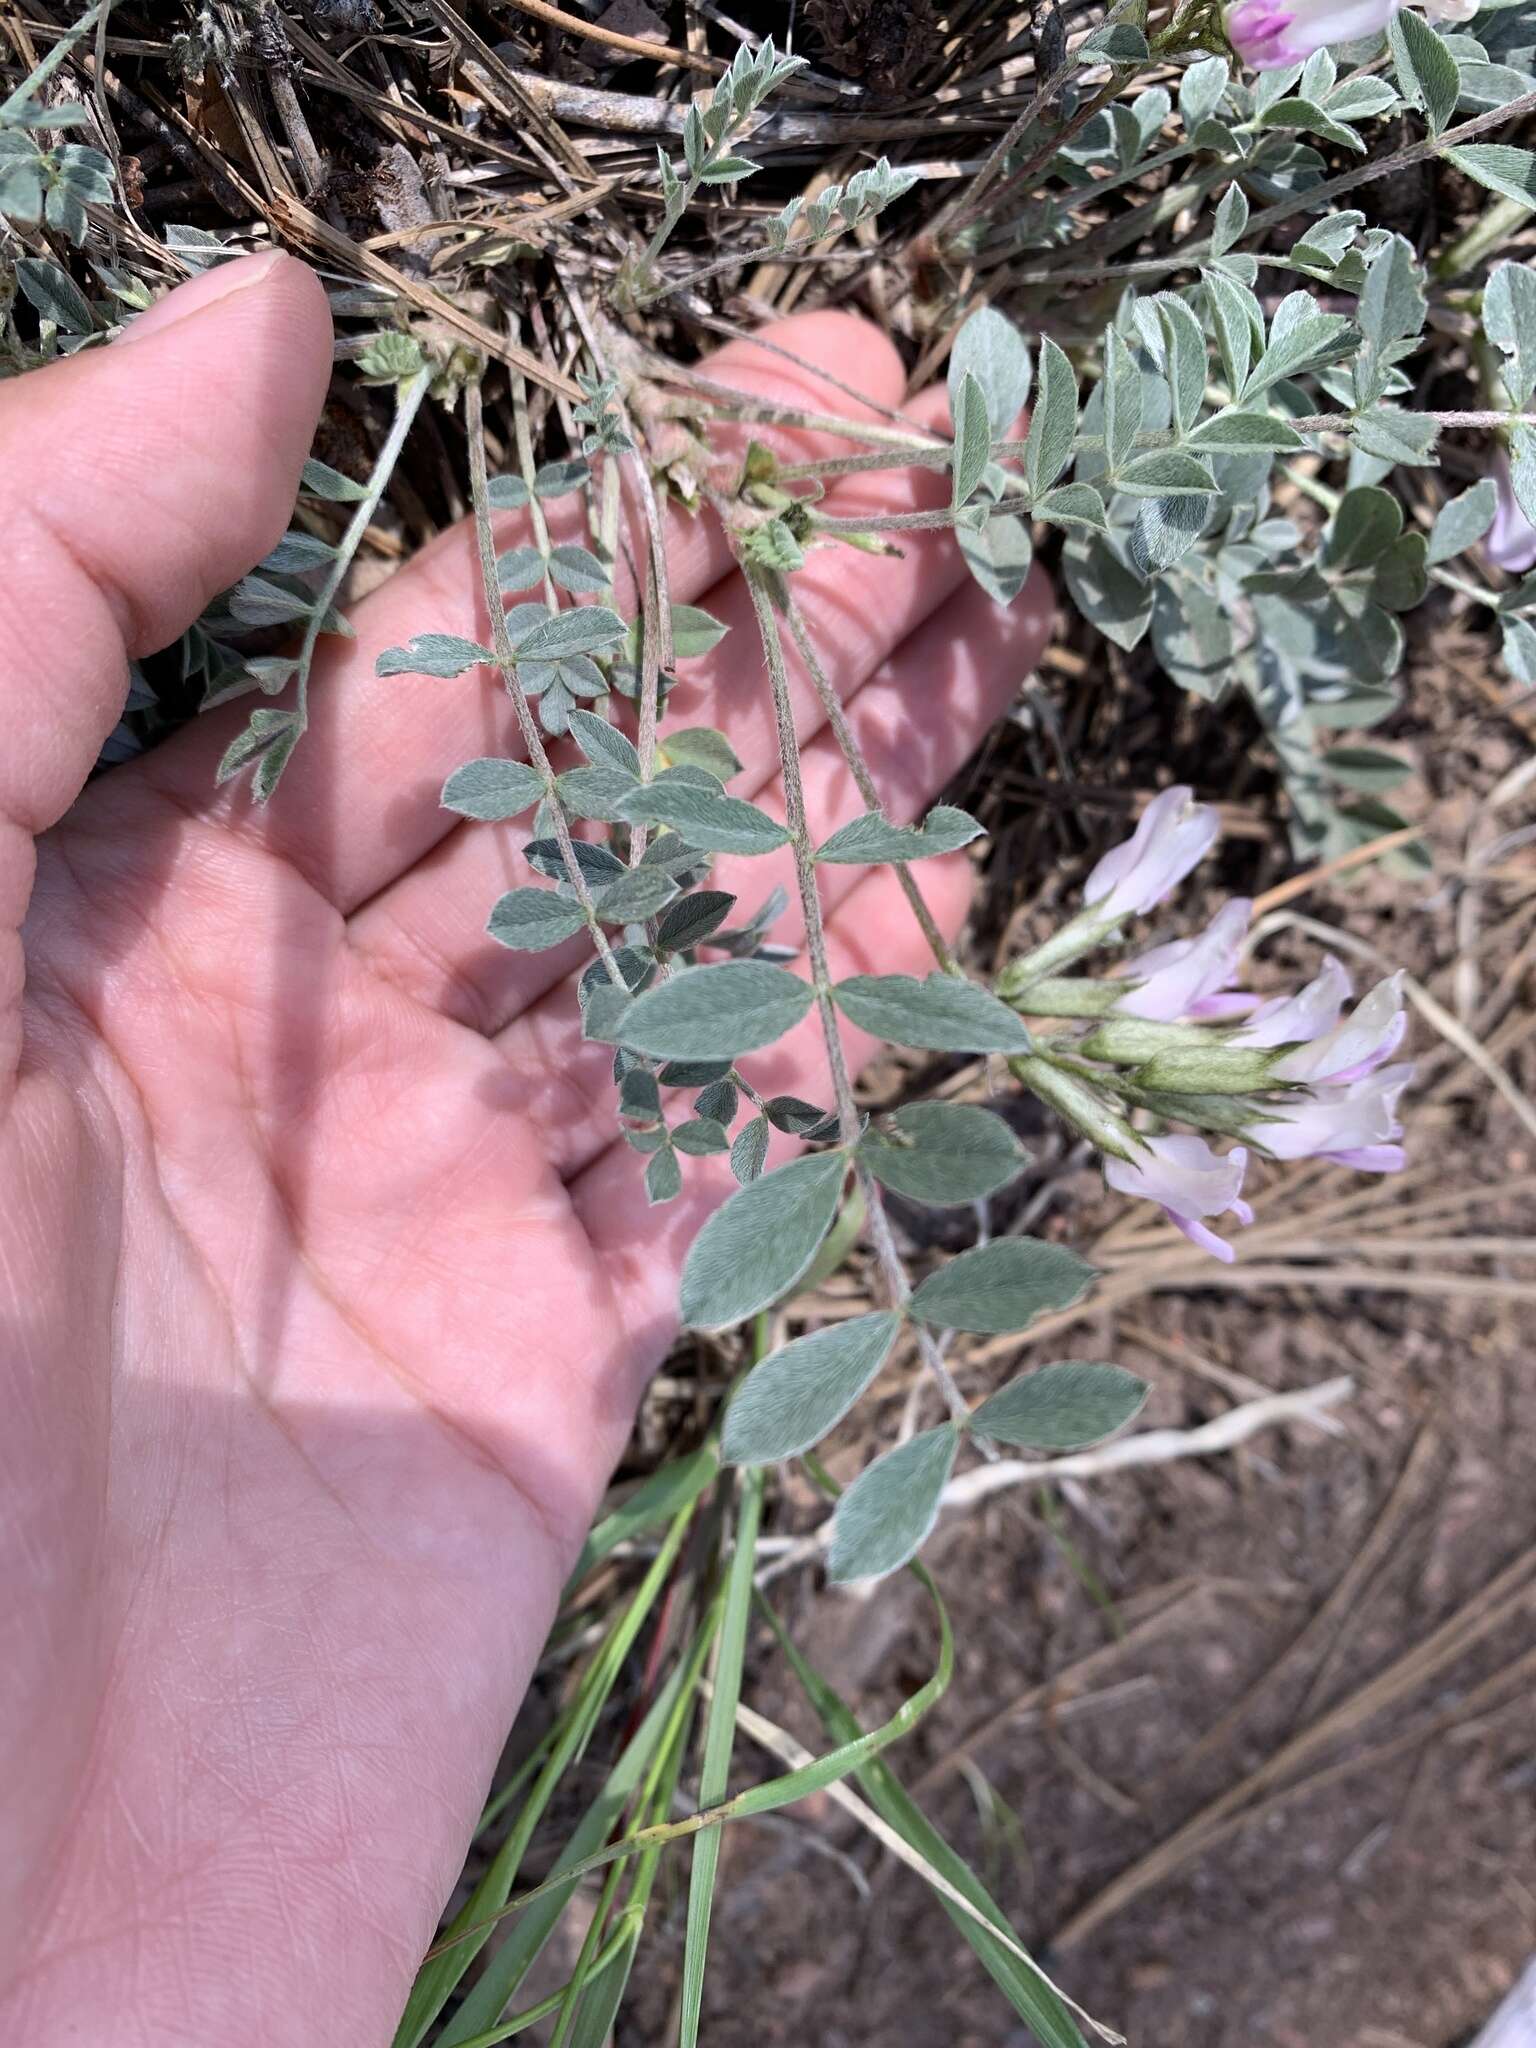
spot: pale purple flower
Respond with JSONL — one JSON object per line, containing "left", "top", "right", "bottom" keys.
{"left": 1232, "top": 954, "right": 1352, "bottom": 1049}
{"left": 1270, "top": 973, "right": 1406, "bottom": 1085}
{"left": 1254, "top": 1062, "right": 1412, "bottom": 1168}
{"left": 1487, "top": 454, "right": 1536, "bottom": 575}
{"left": 1083, "top": 787, "right": 1221, "bottom": 924}
{"left": 1105, "top": 1133, "right": 1255, "bottom": 1263}
{"left": 1114, "top": 900, "right": 1252, "bottom": 1022}
{"left": 1226, "top": 0, "right": 1396, "bottom": 67}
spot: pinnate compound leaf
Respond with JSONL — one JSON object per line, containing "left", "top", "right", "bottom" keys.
{"left": 377, "top": 633, "right": 493, "bottom": 679}
{"left": 680, "top": 1152, "right": 847, "bottom": 1327}
{"left": 815, "top": 804, "right": 983, "bottom": 864}
{"left": 724, "top": 1312, "right": 903, "bottom": 1464}
{"left": 860, "top": 1102, "right": 1029, "bottom": 1206}
{"left": 618, "top": 960, "right": 815, "bottom": 1059}
{"left": 970, "top": 1361, "right": 1147, "bottom": 1448}
{"left": 909, "top": 1238, "right": 1096, "bottom": 1333}
{"left": 827, "top": 1425, "right": 960, "bottom": 1583}
{"left": 441, "top": 757, "right": 544, "bottom": 820}
{"left": 487, "top": 888, "right": 588, "bottom": 951}
{"left": 833, "top": 974, "right": 1033, "bottom": 1053}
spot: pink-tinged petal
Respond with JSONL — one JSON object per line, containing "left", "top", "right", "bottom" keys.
{"left": 1325, "top": 1143, "right": 1406, "bottom": 1172}
{"left": 1083, "top": 787, "right": 1221, "bottom": 923}
{"left": 1488, "top": 453, "right": 1536, "bottom": 574}
{"left": 1189, "top": 992, "right": 1263, "bottom": 1021}
{"left": 1169, "top": 1212, "right": 1237, "bottom": 1261}
{"left": 1105, "top": 1135, "right": 1252, "bottom": 1258}
{"left": 1271, "top": 974, "right": 1406, "bottom": 1085}
{"left": 1116, "top": 899, "right": 1251, "bottom": 1021}
{"left": 1235, "top": 954, "right": 1351, "bottom": 1049}
{"left": 1253, "top": 1063, "right": 1412, "bottom": 1162}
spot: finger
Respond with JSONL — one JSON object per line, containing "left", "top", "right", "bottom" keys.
{"left": 0, "top": 251, "right": 330, "bottom": 1087}
{"left": 127, "top": 310, "right": 910, "bottom": 912}
{"left": 483, "top": 566, "right": 1050, "bottom": 1180}
{"left": 347, "top": 381, "right": 986, "bottom": 1025}
{"left": 568, "top": 853, "right": 976, "bottom": 1323}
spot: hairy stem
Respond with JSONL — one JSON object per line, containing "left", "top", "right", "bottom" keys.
{"left": 466, "top": 377, "right": 625, "bottom": 984}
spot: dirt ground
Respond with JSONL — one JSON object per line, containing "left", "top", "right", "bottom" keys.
{"left": 606, "top": 595, "right": 1536, "bottom": 2048}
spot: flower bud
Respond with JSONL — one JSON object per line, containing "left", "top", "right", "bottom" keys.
{"left": 1131, "top": 1045, "right": 1283, "bottom": 1096}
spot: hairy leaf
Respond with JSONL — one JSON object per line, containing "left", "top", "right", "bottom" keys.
{"left": 860, "top": 1102, "right": 1029, "bottom": 1206}
{"left": 909, "top": 1238, "right": 1096, "bottom": 1333}
{"left": 827, "top": 1425, "right": 960, "bottom": 1583}
{"left": 970, "top": 1361, "right": 1148, "bottom": 1448}
{"left": 833, "top": 973, "right": 1034, "bottom": 1052}
{"left": 724, "top": 1312, "right": 903, "bottom": 1464}
{"left": 680, "top": 1152, "right": 847, "bottom": 1327}
{"left": 617, "top": 960, "right": 814, "bottom": 1059}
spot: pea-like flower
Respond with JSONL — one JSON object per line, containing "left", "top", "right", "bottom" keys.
{"left": 1488, "top": 453, "right": 1536, "bottom": 575}
{"left": 1083, "top": 786, "right": 1221, "bottom": 924}
{"left": 1250, "top": 1062, "right": 1412, "bottom": 1171}
{"left": 1268, "top": 973, "right": 1407, "bottom": 1085}
{"left": 1105, "top": 1134, "right": 1254, "bottom": 1263}
{"left": 1231, "top": 954, "right": 1351, "bottom": 1048}
{"left": 1114, "top": 899, "right": 1252, "bottom": 1021}
{"left": 1227, "top": 0, "right": 1473, "bottom": 68}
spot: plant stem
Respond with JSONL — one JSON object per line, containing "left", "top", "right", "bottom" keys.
{"left": 782, "top": 594, "right": 962, "bottom": 977}
{"left": 295, "top": 365, "right": 430, "bottom": 735}
{"left": 465, "top": 377, "right": 625, "bottom": 985}
{"left": 743, "top": 567, "right": 970, "bottom": 1428}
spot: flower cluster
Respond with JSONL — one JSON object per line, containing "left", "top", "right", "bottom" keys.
{"left": 998, "top": 789, "right": 1412, "bottom": 1262}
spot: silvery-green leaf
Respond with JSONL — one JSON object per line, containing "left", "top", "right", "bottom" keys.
{"left": 659, "top": 726, "right": 742, "bottom": 782}
{"left": 15, "top": 255, "right": 92, "bottom": 332}
{"left": 1351, "top": 407, "right": 1439, "bottom": 467}
{"left": 814, "top": 804, "right": 983, "bottom": 865}
{"left": 1389, "top": 7, "right": 1459, "bottom": 133}
{"left": 950, "top": 371, "right": 992, "bottom": 510}
{"left": 1257, "top": 96, "right": 1364, "bottom": 151}
{"left": 1180, "top": 54, "right": 1229, "bottom": 130}
{"left": 0, "top": 158, "right": 43, "bottom": 225}
{"left": 659, "top": 1058, "right": 733, "bottom": 1086}
{"left": 1511, "top": 421, "right": 1536, "bottom": 530}
{"left": 969, "top": 1361, "right": 1147, "bottom": 1448}
{"left": 525, "top": 836, "right": 627, "bottom": 885}
{"left": 260, "top": 530, "right": 339, "bottom": 575}
{"left": 620, "top": 1067, "right": 662, "bottom": 1120}
{"left": 1035, "top": 482, "right": 1108, "bottom": 532}
{"left": 646, "top": 1147, "right": 683, "bottom": 1205}
{"left": 1253, "top": 60, "right": 1304, "bottom": 113}
{"left": 909, "top": 1237, "right": 1096, "bottom": 1333}
{"left": 725, "top": 1312, "right": 903, "bottom": 1465}
{"left": 533, "top": 457, "right": 590, "bottom": 499}
{"left": 731, "top": 1114, "right": 770, "bottom": 1183}
{"left": 667, "top": 604, "right": 729, "bottom": 659}
{"left": 1444, "top": 143, "right": 1536, "bottom": 204}
{"left": 655, "top": 890, "right": 736, "bottom": 952}
{"left": 376, "top": 633, "right": 493, "bottom": 679}
{"left": 487, "top": 888, "right": 588, "bottom": 951}
{"left": 618, "top": 781, "right": 787, "bottom": 854}
{"left": 694, "top": 1078, "right": 738, "bottom": 1124}
{"left": 517, "top": 605, "right": 626, "bottom": 659}
{"left": 301, "top": 456, "right": 369, "bottom": 502}
{"left": 1116, "top": 450, "right": 1218, "bottom": 497}
{"left": 556, "top": 763, "right": 639, "bottom": 822}
{"left": 1129, "top": 494, "right": 1211, "bottom": 579}
{"left": 959, "top": 511, "right": 1034, "bottom": 603}
{"left": 827, "top": 1425, "right": 959, "bottom": 1584}
{"left": 860, "top": 1101, "right": 1029, "bottom": 1206}
{"left": 1156, "top": 293, "right": 1209, "bottom": 436}
{"left": 566, "top": 709, "right": 640, "bottom": 775}
{"left": 949, "top": 306, "right": 1032, "bottom": 436}
{"left": 1102, "top": 328, "right": 1143, "bottom": 474}
{"left": 593, "top": 867, "right": 679, "bottom": 923}
{"left": 1368, "top": 532, "right": 1428, "bottom": 611}
{"left": 1321, "top": 745, "right": 1412, "bottom": 792}
{"left": 1204, "top": 267, "right": 1258, "bottom": 397}
{"left": 832, "top": 973, "right": 1034, "bottom": 1053}
{"left": 680, "top": 1151, "right": 847, "bottom": 1327}
{"left": 673, "top": 1117, "right": 731, "bottom": 1156}
{"left": 1025, "top": 337, "right": 1077, "bottom": 496}
{"left": 618, "top": 959, "right": 814, "bottom": 1059}
{"left": 215, "top": 707, "right": 301, "bottom": 795}
{"left": 486, "top": 474, "right": 530, "bottom": 510}
{"left": 497, "top": 545, "right": 546, "bottom": 593}
{"left": 45, "top": 181, "right": 88, "bottom": 243}
{"left": 1484, "top": 261, "right": 1536, "bottom": 409}
{"left": 1188, "top": 410, "right": 1305, "bottom": 452}
{"left": 1061, "top": 535, "right": 1154, "bottom": 650}
{"left": 1503, "top": 615, "right": 1536, "bottom": 683}
{"left": 549, "top": 544, "right": 611, "bottom": 596}
{"left": 1210, "top": 180, "right": 1249, "bottom": 259}
{"left": 1245, "top": 310, "right": 1357, "bottom": 395}
{"left": 627, "top": 1122, "right": 666, "bottom": 1153}
{"left": 1323, "top": 485, "right": 1403, "bottom": 570}
{"left": 698, "top": 154, "right": 761, "bottom": 182}
{"left": 1077, "top": 21, "right": 1148, "bottom": 62}
{"left": 442, "top": 757, "right": 544, "bottom": 820}
{"left": 763, "top": 1095, "right": 838, "bottom": 1137}
{"left": 1427, "top": 479, "right": 1498, "bottom": 564}
{"left": 228, "top": 573, "right": 315, "bottom": 628}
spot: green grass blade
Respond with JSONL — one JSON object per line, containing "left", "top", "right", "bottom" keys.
{"left": 678, "top": 1467, "right": 764, "bottom": 2045}
{"left": 563, "top": 1442, "right": 720, "bottom": 1595}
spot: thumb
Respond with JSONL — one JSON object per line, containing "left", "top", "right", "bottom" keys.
{"left": 0, "top": 250, "right": 331, "bottom": 850}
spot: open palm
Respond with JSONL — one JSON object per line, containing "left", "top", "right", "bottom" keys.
{"left": 0, "top": 255, "right": 1050, "bottom": 2047}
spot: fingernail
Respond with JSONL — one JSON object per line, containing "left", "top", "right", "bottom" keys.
{"left": 116, "top": 248, "right": 289, "bottom": 347}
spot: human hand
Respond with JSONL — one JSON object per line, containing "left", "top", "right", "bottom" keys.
{"left": 0, "top": 253, "right": 1050, "bottom": 2047}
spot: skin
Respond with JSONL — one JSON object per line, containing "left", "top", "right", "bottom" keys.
{"left": 0, "top": 252, "right": 1051, "bottom": 2047}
